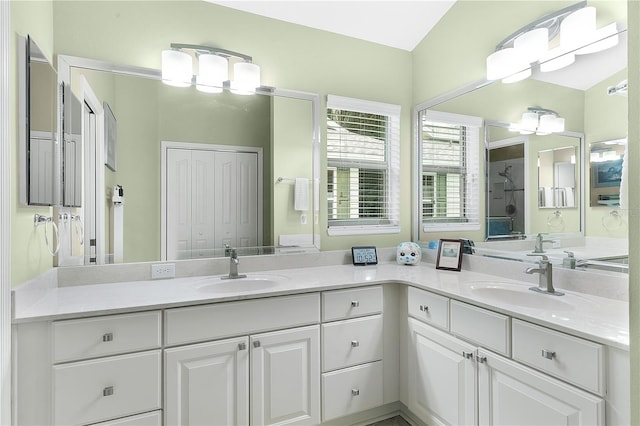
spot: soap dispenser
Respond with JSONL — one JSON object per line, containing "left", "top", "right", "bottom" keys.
{"left": 563, "top": 251, "right": 576, "bottom": 269}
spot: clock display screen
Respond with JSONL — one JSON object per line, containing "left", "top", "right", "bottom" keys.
{"left": 351, "top": 246, "right": 378, "bottom": 265}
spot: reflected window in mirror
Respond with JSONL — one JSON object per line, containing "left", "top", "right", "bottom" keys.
{"left": 326, "top": 95, "right": 400, "bottom": 236}
{"left": 420, "top": 110, "right": 481, "bottom": 232}
{"left": 589, "top": 138, "right": 626, "bottom": 207}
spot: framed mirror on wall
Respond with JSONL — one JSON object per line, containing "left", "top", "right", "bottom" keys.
{"left": 55, "top": 55, "right": 321, "bottom": 266}
{"left": 589, "top": 138, "right": 626, "bottom": 207}
{"left": 18, "top": 35, "right": 58, "bottom": 206}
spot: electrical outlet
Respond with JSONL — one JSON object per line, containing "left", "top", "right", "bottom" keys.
{"left": 151, "top": 263, "right": 175, "bottom": 279}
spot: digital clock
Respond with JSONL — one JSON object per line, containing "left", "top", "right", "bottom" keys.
{"left": 351, "top": 246, "right": 378, "bottom": 266}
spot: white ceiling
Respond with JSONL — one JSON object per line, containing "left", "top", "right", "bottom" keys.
{"left": 207, "top": 0, "right": 456, "bottom": 51}
{"left": 206, "top": 1, "right": 626, "bottom": 91}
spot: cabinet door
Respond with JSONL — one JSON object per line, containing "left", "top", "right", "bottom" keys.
{"left": 407, "top": 318, "right": 476, "bottom": 426}
{"left": 478, "top": 349, "right": 604, "bottom": 426}
{"left": 251, "top": 325, "right": 320, "bottom": 426}
{"left": 214, "top": 151, "right": 237, "bottom": 249}
{"left": 165, "top": 337, "right": 249, "bottom": 426}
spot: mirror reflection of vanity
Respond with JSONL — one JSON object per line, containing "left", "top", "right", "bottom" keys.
{"left": 413, "top": 2, "right": 628, "bottom": 270}
{"left": 53, "top": 56, "right": 320, "bottom": 265}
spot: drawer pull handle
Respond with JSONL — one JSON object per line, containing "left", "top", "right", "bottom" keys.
{"left": 351, "top": 340, "right": 360, "bottom": 348}
{"left": 253, "top": 341, "right": 261, "bottom": 348}
{"left": 103, "top": 386, "right": 114, "bottom": 397}
{"left": 351, "top": 389, "right": 360, "bottom": 396}
{"left": 351, "top": 301, "right": 360, "bottom": 308}
{"left": 238, "top": 343, "right": 247, "bottom": 351}
{"left": 102, "top": 333, "right": 113, "bottom": 342}
{"left": 541, "top": 349, "right": 556, "bottom": 360}
{"left": 477, "top": 355, "right": 487, "bottom": 364}
{"left": 419, "top": 305, "right": 429, "bottom": 313}
{"left": 462, "top": 351, "right": 473, "bottom": 359}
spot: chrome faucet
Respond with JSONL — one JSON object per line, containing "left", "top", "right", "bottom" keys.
{"left": 525, "top": 254, "right": 564, "bottom": 296}
{"left": 533, "top": 233, "right": 554, "bottom": 253}
{"left": 222, "top": 248, "right": 247, "bottom": 280}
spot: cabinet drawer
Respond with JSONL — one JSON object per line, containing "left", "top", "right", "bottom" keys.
{"left": 165, "top": 293, "right": 320, "bottom": 346}
{"left": 322, "top": 361, "right": 383, "bottom": 422}
{"left": 53, "top": 350, "right": 161, "bottom": 426}
{"left": 512, "top": 319, "right": 605, "bottom": 395}
{"left": 450, "top": 301, "right": 510, "bottom": 356}
{"left": 407, "top": 286, "right": 449, "bottom": 330}
{"left": 91, "top": 410, "right": 162, "bottom": 426}
{"left": 322, "top": 315, "right": 383, "bottom": 372}
{"left": 53, "top": 311, "right": 162, "bottom": 363}
{"left": 322, "top": 286, "right": 382, "bottom": 321}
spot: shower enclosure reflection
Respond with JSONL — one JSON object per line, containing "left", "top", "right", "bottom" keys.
{"left": 487, "top": 142, "right": 525, "bottom": 239}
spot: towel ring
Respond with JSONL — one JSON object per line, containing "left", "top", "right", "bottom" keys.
{"left": 71, "top": 214, "right": 84, "bottom": 246}
{"left": 547, "top": 210, "right": 565, "bottom": 231}
{"left": 34, "top": 213, "right": 60, "bottom": 256}
{"left": 602, "top": 210, "right": 624, "bottom": 232}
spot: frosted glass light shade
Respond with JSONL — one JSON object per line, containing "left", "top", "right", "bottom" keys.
{"left": 561, "top": 6, "right": 596, "bottom": 50}
{"left": 196, "top": 54, "right": 228, "bottom": 93}
{"left": 230, "top": 62, "right": 261, "bottom": 95}
{"left": 539, "top": 46, "right": 575, "bottom": 72}
{"left": 537, "top": 114, "right": 556, "bottom": 134}
{"left": 162, "top": 50, "right": 192, "bottom": 87}
{"left": 576, "top": 23, "right": 619, "bottom": 55}
{"left": 514, "top": 28, "right": 548, "bottom": 63}
{"left": 521, "top": 112, "right": 539, "bottom": 132}
{"left": 486, "top": 48, "right": 528, "bottom": 81}
{"left": 551, "top": 116, "right": 565, "bottom": 132}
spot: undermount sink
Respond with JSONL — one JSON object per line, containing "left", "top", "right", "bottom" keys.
{"left": 197, "top": 274, "right": 287, "bottom": 293}
{"left": 463, "top": 281, "right": 582, "bottom": 311}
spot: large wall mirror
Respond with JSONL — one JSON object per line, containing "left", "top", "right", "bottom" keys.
{"left": 414, "top": 2, "right": 627, "bottom": 269}
{"left": 18, "top": 35, "right": 58, "bottom": 206}
{"left": 56, "top": 56, "right": 320, "bottom": 266}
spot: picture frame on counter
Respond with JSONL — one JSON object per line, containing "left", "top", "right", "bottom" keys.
{"left": 435, "top": 239, "right": 464, "bottom": 271}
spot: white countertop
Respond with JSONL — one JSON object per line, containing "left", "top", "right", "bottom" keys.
{"left": 12, "top": 262, "right": 629, "bottom": 350}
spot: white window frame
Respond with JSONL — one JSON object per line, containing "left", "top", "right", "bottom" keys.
{"left": 421, "top": 110, "right": 482, "bottom": 232}
{"left": 326, "top": 95, "right": 400, "bottom": 236}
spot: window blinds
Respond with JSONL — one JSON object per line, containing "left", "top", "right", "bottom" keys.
{"left": 421, "top": 110, "right": 482, "bottom": 231}
{"left": 326, "top": 95, "right": 400, "bottom": 235}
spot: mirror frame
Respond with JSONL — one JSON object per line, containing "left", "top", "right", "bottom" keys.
{"left": 56, "top": 54, "right": 322, "bottom": 266}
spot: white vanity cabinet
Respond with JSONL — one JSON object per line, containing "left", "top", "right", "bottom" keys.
{"left": 405, "top": 286, "right": 613, "bottom": 426}
{"left": 407, "top": 317, "right": 477, "bottom": 426}
{"left": 164, "top": 293, "right": 321, "bottom": 426}
{"left": 320, "top": 286, "right": 384, "bottom": 422}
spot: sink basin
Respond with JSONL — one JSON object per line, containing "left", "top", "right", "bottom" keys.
{"left": 197, "top": 275, "right": 286, "bottom": 293}
{"left": 463, "top": 281, "right": 578, "bottom": 311}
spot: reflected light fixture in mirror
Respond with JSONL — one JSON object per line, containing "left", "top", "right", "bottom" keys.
{"left": 161, "top": 43, "right": 261, "bottom": 94}
{"left": 486, "top": 2, "right": 619, "bottom": 82}
{"left": 509, "top": 107, "right": 564, "bottom": 135}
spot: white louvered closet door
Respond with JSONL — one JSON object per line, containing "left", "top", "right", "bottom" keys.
{"left": 214, "top": 151, "right": 238, "bottom": 251}
{"left": 166, "top": 149, "right": 194, "bottom": 260}
{"left": 191, "top": 150, "right": 216, "bottom": 258}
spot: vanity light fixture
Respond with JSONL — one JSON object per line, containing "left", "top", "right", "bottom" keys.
{"left": 509, "top": 107, "right": 565, "bottom": 136}
{"left": 486, "top": 1, "right": 619, "bottom": 83}
{"left": 161, "top": 43, "right": 261, "bottom": 94}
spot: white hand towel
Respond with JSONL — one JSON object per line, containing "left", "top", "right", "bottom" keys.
{"left": 294, "top": 178, "right": 309, "bottom": 211}
{"left": 564, "top": 187, "right": 575, "bottom": 207}
{"left": 544, "top": 187, "right": 554, "bottom": 207}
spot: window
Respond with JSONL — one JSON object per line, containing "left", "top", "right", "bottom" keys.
{"left": 421, "top": 110, "right": 482, "bottom": 231}
{"left": 326, "top": 95, "right": 400, "bottom": 235}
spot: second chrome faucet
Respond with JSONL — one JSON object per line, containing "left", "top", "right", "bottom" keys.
{"left": 525, "top": 254, "right": 564, "bottom": 296}
{"left": 222, "top": 248, "right": 247, "bottom": 280}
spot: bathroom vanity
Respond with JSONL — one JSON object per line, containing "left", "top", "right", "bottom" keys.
{"left": 12, "top": 260, "right": 629, "bottom": 426}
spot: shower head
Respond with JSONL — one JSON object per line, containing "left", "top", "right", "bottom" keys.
{"left": 498, "top": 165, "right": 512, "bottom": 178}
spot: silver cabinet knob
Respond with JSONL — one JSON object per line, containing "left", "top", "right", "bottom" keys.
{"left": 351, "top": 301, "right": 360, "bottom": 308}
{"left": 102, "top": 333, "right": 113, "bottom": 342}
{"left": 238, "top": 342, "right": 247, "bottom": 351}
{"left": 477, "top": 355, "right": 487, "bottom": 363}
{"left": 462, "top": 351, "right": 473, "bottom": 359}
{"left": 253, "top": 341, "right": 261, "bottom": 348}
{"left": 103, "top": 386, "right": 114, "bottom": 397}
{"left": 419, "top": 305, "right": 429, "bottom": 313}
{"left": 541, "top": 349, "right": 556, "bottom": 360}
{"left": 351, "top": 389, "right": 360, "bottom": 396}
{"left": 351, "top": 340, "right": 360, "bottom": 348}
